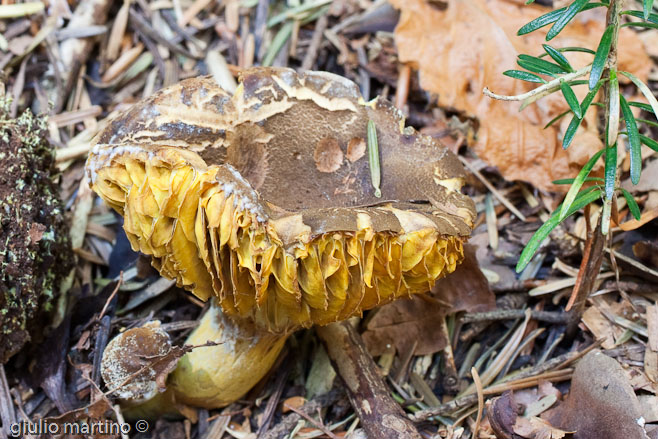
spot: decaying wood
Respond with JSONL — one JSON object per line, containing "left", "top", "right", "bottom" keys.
{"left": 317, "top": 321, "right": 422, "bottom": 439}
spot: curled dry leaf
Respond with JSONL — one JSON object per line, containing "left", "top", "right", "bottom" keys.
{"left": 390, "top": 0, "right": 650, "bottom": 191}
{"left": 487, "top": 391, "right": 522, "bottom": 439}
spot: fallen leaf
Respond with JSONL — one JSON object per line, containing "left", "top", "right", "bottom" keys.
{"left": 581, "top": 304, "right": 623, "bottom": 350}
{"left": 362, "top": 245, "right": 495, "bottom": 355}
{"left": 282, "top": 396, "right": 307, "bottom": 413}
{"left": 28, "top": 222, "right": 46, "bottom": 243}
{"left": 346, "top": 137, "right": 366, "bottom": 162}
{"left": 487, "top": 391, "right": 521, "bottom": 439}
{"left": 429, "top": 244, "right": 497, "bottom": 313}
{"left": 390, "top": 0, "right": 650, "bottom": 192}
{"left": 545, "top": 350, "right": 647, "bottom": 439}
{"left": 514, "top": 416, "right": 572, "bottom": 439}
{"left": 633, "top": 242, "right": 658, "bottom": 270}
{"left": 623, "top": 160, "right": 658, "bottom": 193}
{"left": 314, "top": 137, "right": 344, "bottom": 172}
{"left": 639, "top": 395, "right": 658, "bottom": 424}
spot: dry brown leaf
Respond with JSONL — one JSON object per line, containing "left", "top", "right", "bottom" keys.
{"left": 314, "top": 137, "right": 344, "bottom": 173}
{"left": 639, "top": 395, "right": 658, "bottom": 424}
{"left": 346, "top": 137, "right": 366, "bottom": 162}
{"left": 390, "top": 0, "right": 650, "bottom": 192}
{"left": 362, "top": 245, "right": 494, "bottom": 356}
{"left": 282, "top": 396, "right": 307, "bottom": 413}
{"left": 514, "top": 416, "right": 572, "bottom": 439}
{"left": 634, "top": 242, "right": 658, "bottom": 270}
{"left": 581, "top": 303, "right": 624, "bottom": 350}
{"left": 545, "top": 350, "right": 647, "bottom": 439}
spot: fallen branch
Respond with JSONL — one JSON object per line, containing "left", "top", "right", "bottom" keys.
{"left": 483, "top": 65, "right": 592, "bottom": 102}
{"left": 317, "top": 321, "right": 422, "bottom": 439}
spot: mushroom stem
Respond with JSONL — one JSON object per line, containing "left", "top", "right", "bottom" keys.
{"left": 170, "top": 303, "right": 288, "bottom": 408}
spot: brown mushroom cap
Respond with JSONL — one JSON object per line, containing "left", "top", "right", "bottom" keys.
{"left": 87, "top": 67, "right": 475, "bottom": 333}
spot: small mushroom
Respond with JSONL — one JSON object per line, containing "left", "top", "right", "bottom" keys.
{"left": 87, "top": 67, "right": 475, "bottom": 410}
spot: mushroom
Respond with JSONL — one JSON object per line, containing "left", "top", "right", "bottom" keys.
{"left": 87, "top": 67, "right": 475, "bottom": 410}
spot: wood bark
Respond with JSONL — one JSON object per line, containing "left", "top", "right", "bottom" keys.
{"left": 317, "top": 321, "right": 421, "bottom": 439}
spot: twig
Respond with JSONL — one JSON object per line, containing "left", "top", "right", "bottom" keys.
{"left": 458, "top": 156, "right": 527, "bottom": 221}
{"left": 566, "top": 216, "right": 606, "bottom": 337}
{"left": 300, "top": 12, "right": 328, "bottom": 71}
{"left": 410, "top": 342, "right": 598, "bottom": 422}
{"left": 98, "top": 272, "right": 122, "bottom": 320}
{"left": 55, "top": 0, "right": 113, "bottom": 112}
{"left": 472, "top": 368, "right": 484, "bottom": 437}
{"left": 282, "top": 404, "right": 341, "bottom": 439}
{"left": 0, "top": 364, "right": 16, "bottom": 438}
{"left": 128, "top": 8, "right": 200, "bottom": 60}
{"left": 317, "top": 321, "right": 422, "bottom": 439}
{"left": 92, "top": 315, "right": 112, "bottom": 387}
{"left": 461, "top": 309, "right": 569, "bottom": 324}
{"left": 483, "top": 65, "right": 591, "bottom": 102}
{"left": 260, "top": 390, "right": 342, "bottom": 439}
{"left": 256, "top": 356, "right": 290, "bottom": 437}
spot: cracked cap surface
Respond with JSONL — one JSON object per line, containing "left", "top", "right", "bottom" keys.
{"left": 87, "top": 67, "right": 476, "bottom": 332}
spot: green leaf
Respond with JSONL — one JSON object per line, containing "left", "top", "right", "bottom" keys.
{"left": 262, "top": 22, "right": 294, "bottom": 66}
{"left": 518, "top": 7, "right": 568, "bottom": 35}
{"left": 604, "top": 144, "right": 617, "bottom": 199}
{"left": 544, "top": 109, "right": 572, "bottom": 129}
{"left": 503, "top": 70, "right": 547, "bottom": 83}
{"left": 559, "top": 149, "right": 605, "bottom": 220}
{"left": 622, "top": 21, "right": 658, "bottom": 30}
{"left": 560, "top": 80, "right": 582, "bottom": 118}
{"left": 619, "top": 71, "right": 658, "bottom": 124}
{"left": 517, "top": 3, "right": 604, "bottom": 35}
{"left": 621, "top": 9, "right": 658, "bottom": 24}
{"left": 547, "top": 0, "right": 591, "bottom": 40}
{"left": 516, "top": 188, "right": 601, "bottom": 272}
{"left": 589, "top": 25, "right": 613, "bottom": 89}
{"left": 517, "top": 54, "right": 568, "bottom": 75}
{"left": 538, "top": 46, "right": 596, "bottom": 57}
{"left": 543, "top": 44, "right": 574, "bottom": 72}
{"left": 629, "top": 102, "right": 654, "bottom": 113}
{"left": 620, "top": 95, "right": 642, "bottom": 185}
{"left": 562, "top": 80, "right": 602, "bottom": 149}
{"left": 563, "top": 116, "right": 580, "bottom": 149}
{"left": 620, "top": 188, "right": 642, "bottom": 220}
{"left": 642, "top": 0, "right": 653, "bottom": 20}
{"left": 567, "top": 80, "right": 590, "bottom": 86}
{"left": 640, "top": 134, "right": 658, "bottom": 152}
{"left": 637, "top": 118, "right": 658, "bottom": 129}
{"left": 552, "top": 177, "right": 603, "bottom": 184}
{"left": 607, "top": 69, "right": 620, "bottom": 146}
{"left": 367, "top": 119, "right": 382, "bottom": 198}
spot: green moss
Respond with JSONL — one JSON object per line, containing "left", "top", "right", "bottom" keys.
{"left": 0, "top": 96, "right": 72, "bottom": 363}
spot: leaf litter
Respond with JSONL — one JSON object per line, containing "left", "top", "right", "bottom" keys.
{"left": 0, "top": 0, "right": 657, "bottom": 438}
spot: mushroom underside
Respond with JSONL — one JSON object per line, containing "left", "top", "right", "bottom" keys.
{"left": 88, "top": 68, "right": 475, "bottom": 333}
